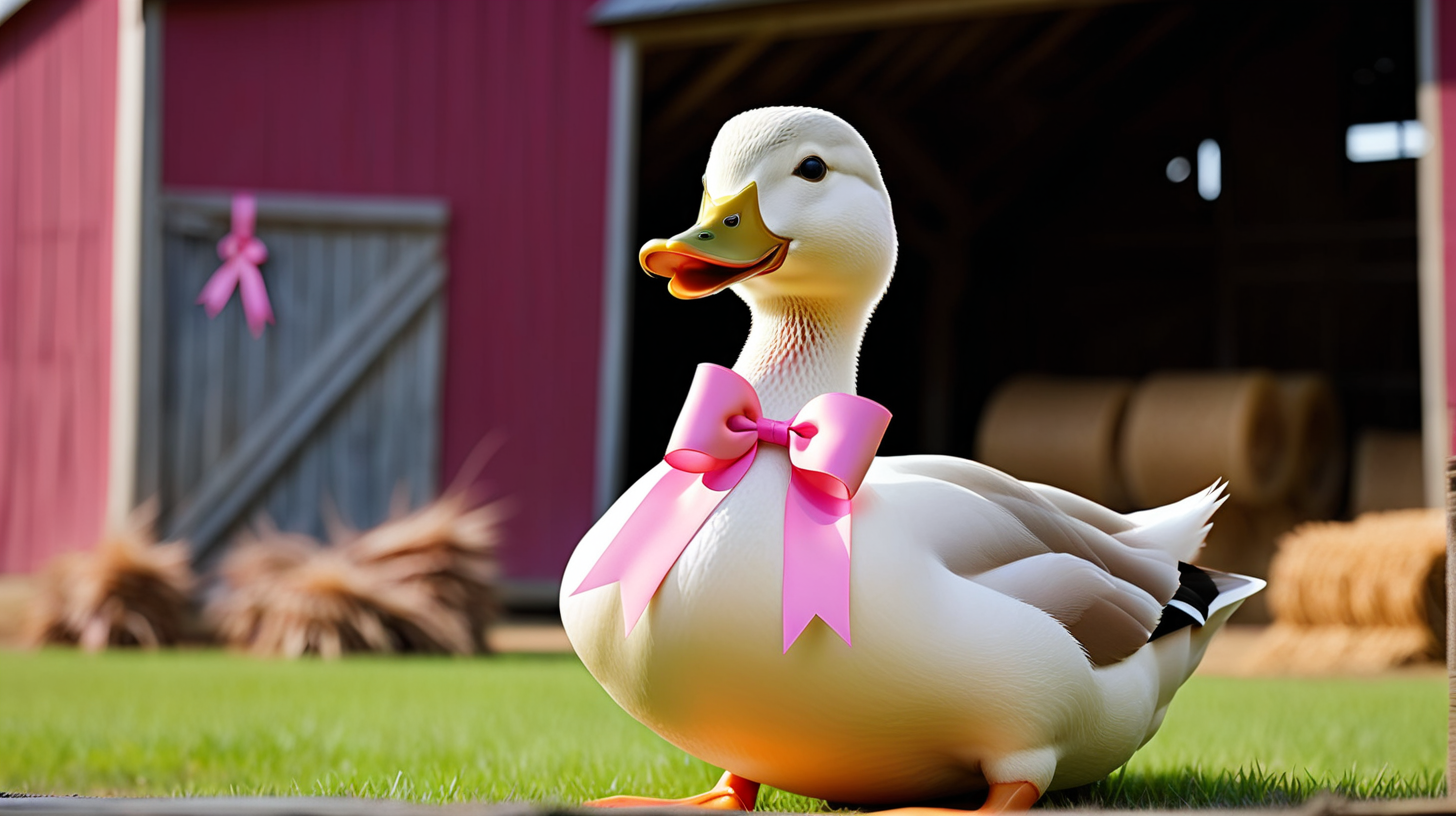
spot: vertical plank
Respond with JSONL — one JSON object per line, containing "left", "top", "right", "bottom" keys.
{"left": 328, "top": 229, "right": 356, "bottom": 527}
{"left": 108, "top": 0, "right": 145, "bottom": 529}
{"left": 1448, "top": 456, "right": 1455, "bottom": 790}
{"left": 0, "top": 9, "right": 16, "bottom": 572}
{"left": 359, "top": 228, "right": 390, "bottom": 525}
{"left": 1425, "top": 0, "right": 1456, "bottom": 787}
{"left": 239, "top": 228, "right": 274, "bottom": 430}
{"left": 53, "top": 0, "right": 83, "bottom": 552}
{"left": 9, "top": 2, "right": 40, "bottom": 569}
{"left": 201, "top": 215, "right": 227, "bottom": 475}
{"left": 134, "top": 0, "right": 166, "bottom": 511}
{"left": 167, "top": 231, "right": 197, "bottom": 518}
{"left": 294, "top": 228, "right": 329, "bottom": 534}
{"left": 376, "top": 321, "right": 402, "bottom": 513}
{"left": 417, "top": 287, "right": 443, "bottom": 502}
{"left": 28, "top": 12, "right": 61, "bottom": 568}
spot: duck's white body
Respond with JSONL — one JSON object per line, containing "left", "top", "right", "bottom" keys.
{"left": 561, "top": 107, "right": 1261, "bottom": 806}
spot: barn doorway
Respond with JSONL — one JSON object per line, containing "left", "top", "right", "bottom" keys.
{"left": 619, "top": 0, "right": 1420, "bottom": 522}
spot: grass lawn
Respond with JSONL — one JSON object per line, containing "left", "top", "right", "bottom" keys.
{"left": 0, "top": 649, "right": 1444, "bottom": 809}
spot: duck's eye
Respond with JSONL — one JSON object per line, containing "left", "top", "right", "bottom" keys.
{"left": 723, "top": 214, "right": 740, "bottom": 227}
{"left": 794, "top": 156, "right": 827, "bottom": 182}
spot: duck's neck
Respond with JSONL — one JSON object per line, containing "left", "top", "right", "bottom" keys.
{"left": 732, "top": 296, "right": 869, "bottom": 418}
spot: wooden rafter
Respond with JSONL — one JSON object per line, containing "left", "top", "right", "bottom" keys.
{"left": 871, "top": 25, "right": 965, "bottom": 96}
{"left": 622, "top": 0, "right": 1157, "bottom": 50}
{"left": 913, "top": 21, "right": 998, "bottom": 91}
{"left": 652, "top": 34, "right": 776, "bottom": 131}
{"left": 982, "top": 8, "right": 1099, "bottom": 99}
{"left": 823, "top": 28, "right": 920, "bottom": 100}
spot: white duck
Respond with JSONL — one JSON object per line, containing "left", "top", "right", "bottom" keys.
{"left": 560, "top": 106, "right": 1262, "bottom": 813}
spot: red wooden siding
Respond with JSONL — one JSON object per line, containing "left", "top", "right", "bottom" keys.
{"left": 0, "top": 0, "right": 117, "bottom": 573}
{"left": 162, "top": 0, "right": 611, "bottom": 583}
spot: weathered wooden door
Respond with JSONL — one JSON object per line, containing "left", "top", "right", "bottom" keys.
{"left": 138, "top": 192, "right": 449, "bottom": 561}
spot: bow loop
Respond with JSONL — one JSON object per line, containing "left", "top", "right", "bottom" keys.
{"left": 663, "top": 364, "right": 762, "bottom": 472}
{"left": 787, "top": 393, "right": 892, "bottom": 499}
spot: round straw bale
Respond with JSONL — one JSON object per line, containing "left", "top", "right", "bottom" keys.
{"left": 976, "top": 376, "right": 1133, "bottom": 509}
{"left": 1121, "top": 372, "right": 1291, "bottom": 508}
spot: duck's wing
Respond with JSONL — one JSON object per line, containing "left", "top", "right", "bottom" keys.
{"left": 875, "top": 455, "right": 1223, "bottom": 666}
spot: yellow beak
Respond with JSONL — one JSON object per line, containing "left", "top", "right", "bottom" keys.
{"left": 639, "top": 181, "right": 791, "bottom": 300}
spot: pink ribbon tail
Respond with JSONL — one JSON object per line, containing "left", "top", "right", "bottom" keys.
{"left": 782, "top": 472, "right": 854, "bottom": 651}
{"left": 238, "top": 263, "right": 275, "bottom": 338}
{"left": 573, "top": 451, "right": 756, "bottom": 635}
{"left": 196, "top": 260, "right": 242, "bottom": 319}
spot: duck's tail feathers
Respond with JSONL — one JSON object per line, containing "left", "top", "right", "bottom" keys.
{"left": 1177, "top": 567, "right": 1265, "bottom": 686}
{"left": 1144, "top": 565, "right": 1264, "bottom": 718}
{"left": 1114, "top": 480, "right": 1228, "bottom": 562}
{"left": 1202, "top": 567, "right": 1266, "bottom": 616}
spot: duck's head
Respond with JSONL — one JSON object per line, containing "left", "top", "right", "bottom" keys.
{"left": 640, "top": 107, "right": 897, "bottom": 309}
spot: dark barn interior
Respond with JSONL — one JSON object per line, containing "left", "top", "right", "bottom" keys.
{"left": 621, "top": 0, "right": 1419, "bottom": 513}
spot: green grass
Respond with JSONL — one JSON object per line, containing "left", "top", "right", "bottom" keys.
{"left": 0, "top": 649, "right": 1445, "bottom": 809}
{"left": 1043, "top": 676, "right": 1446, "bottom": 808}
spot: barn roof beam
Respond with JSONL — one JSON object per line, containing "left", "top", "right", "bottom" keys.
{"left": 596, "top": 0, "right": 1157, "bottom": 50}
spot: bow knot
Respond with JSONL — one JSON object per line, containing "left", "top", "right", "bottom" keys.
{"left": 740, "top": 415, "right": 792, "bottom": 447}
{"left": 574, "top": 364, "right": 891, "bottom": 652}
{"left": 217, "top": 232, "right": 267, "bottom": 265}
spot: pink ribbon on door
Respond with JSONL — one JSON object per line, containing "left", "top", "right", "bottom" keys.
{"left": 573, "top": 363, "right": 891, "bottom": 652}
{"left": 197, "top": 193, "right": 274, "bottom": 338}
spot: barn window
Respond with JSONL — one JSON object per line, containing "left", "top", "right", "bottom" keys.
{"left": 1346, "top": 120, "right": 1427, "bottom": 162}
{"left": 1197, "top": 139, "right": 1221, "bottom": 201}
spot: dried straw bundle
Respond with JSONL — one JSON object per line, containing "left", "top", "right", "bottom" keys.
{"left": 210, "top": 491, "right": 501, "bottom": 658}
{"left": 345, "top": 489, "right": 504, "bottom": 653}
{"left": 1244, "top": 508, "right": 1444, "bottom": 673}
{"left": 23, "top": 507, "right": 194, "bottom": 651}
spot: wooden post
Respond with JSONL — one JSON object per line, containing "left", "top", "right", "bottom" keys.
{"left": 107, "top": 0, "right": 146, "bottom": 528}
{"left": 1417, "top": 0, "right": 1456, "bottom": 788}
{"left": 594, "top": 32, "right": 641, "bottom": 517}
{"left": 1449, "top": 455, "right": 1456, "bottom": 791}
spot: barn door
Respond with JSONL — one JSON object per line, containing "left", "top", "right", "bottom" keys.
{"left": 139, "top": 191, "right": 449, "bottom": 561}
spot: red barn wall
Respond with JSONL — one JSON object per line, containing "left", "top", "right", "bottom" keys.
{"left": 0, "top": 0, "right": 117, "bottom": 573}
{"left": 162, "top": 0, "right": 611, "bottom": 585}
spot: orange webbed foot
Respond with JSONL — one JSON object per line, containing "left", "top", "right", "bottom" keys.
{"left": 873, "top": 782, "right": 1041, "bottom": 815}
{"left": 585, "top": 771, "right": 760, "bottom": 810}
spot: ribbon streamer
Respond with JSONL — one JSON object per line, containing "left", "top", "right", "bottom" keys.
{"left": 573, "top": 364, "right": 890, "bottom": 652}
{"left": 197, "top": 193, "right": 274, "bottom": 338}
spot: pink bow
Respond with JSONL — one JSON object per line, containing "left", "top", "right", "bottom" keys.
{"left": 197, "top": 193, "right": 274, "bottom": 338}
{"left": 573, "top": 364, "right": 891, "bottom": 652}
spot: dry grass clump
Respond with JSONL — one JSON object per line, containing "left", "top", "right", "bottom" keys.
{"left": 1244, "top": 508, "right": 1444, "bottom": 673}
{"left": 347, "top": 490, "right": 504, "bottom": 653}
{"left": 23, "top": 505, "right": 194, "bottom": 651}
{"left": 209, "top": 491, "right": 503, "bottom": 658}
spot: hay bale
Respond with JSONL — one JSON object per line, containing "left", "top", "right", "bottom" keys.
{"left": 23, "top": 505, "right": 194, "bottom": 651}
{"left": 975, "top": 376, "right": 1134, "bottom": 509}
{"left": 1244, "top": 508, "right": 1444, "bottom": 673}
{"left": 1120, "top": 372, "right": 1292, "bottom": 508}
